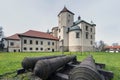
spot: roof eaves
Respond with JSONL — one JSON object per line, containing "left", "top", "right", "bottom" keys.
{"left": 19, "top": 34, "right": 59, "bottom": 41}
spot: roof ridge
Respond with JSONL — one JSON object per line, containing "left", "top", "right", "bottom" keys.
{"left": 20, "top": 30, "right": 59, "bottom": 40}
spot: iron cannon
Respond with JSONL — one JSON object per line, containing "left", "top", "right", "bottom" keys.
{"left": 69, "top": 55, "right": 102, "bottom": 80}
{"left": 34, "top": 55, "right": 76, "bottom": 80}
{"left": 22, "top": 55, "right": 65, "bottom": 71}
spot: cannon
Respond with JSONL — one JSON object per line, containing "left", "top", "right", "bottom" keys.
{"left": 18, "top": 55, "right": 113, "bottom": 80}
{"left": 69, "top": 55, "right": 102, "bottom": 80}
{"left": 34, "top": 55, "right": 76, "bottom": 80}
{"left": 22, "top": 55, "right": 65, "bottom": 71}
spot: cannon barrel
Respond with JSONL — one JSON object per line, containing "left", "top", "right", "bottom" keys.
{"left": 22, "top": 55, "right": 65, "bottom": 71}
{"left": 69, "top": 55, "right": 102, "bottom": 80}
{"left": 34, "top": 55, "right": 76, "bottom": 80}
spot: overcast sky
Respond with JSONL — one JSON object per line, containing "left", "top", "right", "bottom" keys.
{"left": 0, "top": 0, "right": 120, "bottom": 45}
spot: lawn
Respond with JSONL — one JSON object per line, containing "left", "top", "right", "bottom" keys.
{"left": 0, "top": 52, "right": 120, "bottom": 80}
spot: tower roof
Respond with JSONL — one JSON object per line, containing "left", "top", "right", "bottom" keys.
{"left": 58, "top": 7, "right": 74, "bottom": 16}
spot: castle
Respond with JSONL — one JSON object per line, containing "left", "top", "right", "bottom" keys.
{"left": 3, "top": 7, "right": 96, "bottom": 52}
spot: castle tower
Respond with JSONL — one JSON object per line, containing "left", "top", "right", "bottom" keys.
{"left": 58, "top": 7, "right": 74, "bottom": 51}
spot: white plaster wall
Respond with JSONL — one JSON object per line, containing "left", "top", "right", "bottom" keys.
{"left": 78, "top": 22, "right": 95, "bottom": 51}
{"left": 69, "top": 30, "right": 82, "bottom": 52}
{"left": 21, "top": 37, "right": 58, "bottom": 52}
{"left": 58, "top": 12, "right": 74, "bottom": 51}
{"left": 52, "top": 27, "right": 58, "bottom": 38}
{"left": 3, "top": 39, "right": 8, "bottom": 48}
{"left": 69, "top": 30, "right": 81, "bottom": 46}
{"left": 58, "top": 12, "right": 74, "bottom": 27}
{"left": 3, "top": 39, "right": 21, "bottom": 52}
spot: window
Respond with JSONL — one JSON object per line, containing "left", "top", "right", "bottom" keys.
{"left": 48, "top": 42, "right": 50, "bottom": 45}
{"left": 52, "top": 42, "right": 54, "bottom": 46}
{"left": 30, "top": 47, "right": 32, "bottom": 50}
{"left": 86, "top": 32, "right": 89, "bottom": 39}
{"left": 40, "top": 48, "right": 43, "bottom": 51}
{"left": 59, "top": 29, "right": 61, "bottom": 33}
{"left": 41, "top": 41, "right": 43, "bottom": 45}
{"left": 86, "top": 26, "right": 88, "bottom": 31}
{"left": 24, "top": 40, "right": 27, "bottom": 44}
{"left": 91, "top": 41, "right": 93, "bottom": 45}
{"left": 76, "top": 32, "right": 80, "bottom": 38}
{"left": 59, "top": 36, "right": 61, "bottom": 39}
{"left": 68, "top": 14, "right": 70, "bottom": 17}
{"left": 68, "top": 19, "right": 70, "bottom": 23}
{"left": 14, "top": 50, "right": 16, "bottom": 52}
{"left": 24, "top": 47, "right": 27, "bottom": 50}
{"left": 52, "top": 49, "right": 54, "bottom": 52}
{"left": 91, "top": 35, "right": 93, "bottom": 39}
{"left": 36, "top": 41, "right": 38, "bottom": 45}
{"left": 10, "top": 42, "right": 14, "bottom": 46}
{"left": 48, "top": 48, "right": 50, "bottom": 50}
{"left": 90, "top": 28, "right": 92, "bottom": 32}
{"left": 36, "top": 48, "right": 38, "bottom": 50}
{"left": 30, "top": 40, "right": 32, "bottom": 44}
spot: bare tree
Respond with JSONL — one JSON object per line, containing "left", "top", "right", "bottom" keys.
{"left": 0, "top": 27, "right": 4, "bottom": 51}
{"left": 112, "top": 43, "right": 119, "bottom": 46}
{"left": 94, "top": 40, "right": 106, "bottom": 52}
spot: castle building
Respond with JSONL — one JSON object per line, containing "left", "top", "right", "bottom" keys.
{"left": 3, "top": 7, "right": 96, "bottom": 52}
{"left": 52, "top": 7, "right": 96, "bottom": 52}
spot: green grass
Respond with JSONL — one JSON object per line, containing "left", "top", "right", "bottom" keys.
{"left": 0, "top": 52, "right": 120, "bottom": 80}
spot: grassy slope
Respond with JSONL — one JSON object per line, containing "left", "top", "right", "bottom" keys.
{"left": 0, "top": 52, "right": 120, "bottom": 80}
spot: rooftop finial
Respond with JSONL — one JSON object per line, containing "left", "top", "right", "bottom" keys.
{"left": 78, "top": 16, "right": 81, "bottom": 20}
{"left": 64, "top": 5, "right": 66, "bottom": 8}
{"left": 91, "top": 20, "right": 94, "bottom": 24}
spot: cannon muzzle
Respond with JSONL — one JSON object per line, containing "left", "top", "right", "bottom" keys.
{"left": 69, "top": 55, "right": 102, "bottom": 80}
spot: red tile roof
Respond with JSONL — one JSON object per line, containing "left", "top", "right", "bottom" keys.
{"left": 19, "top": 30, "right": 59, "bottom": 40}
{"left": 5, "top": 34, "right": 20, "bottom": 40}
{"left": 58, "top": 7, "right": 74, "bottom": 16}
{"left": 105, "top": 46, "right": 120, "bottom": 49}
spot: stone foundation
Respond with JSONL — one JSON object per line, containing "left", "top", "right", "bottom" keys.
{"left": 69, "top": 46, "right": 82, "bottom": 52}
{"left": 59, "top": 46, "right": 69, "bottom": 52}
{"left": 69, "top": 46, "right": 94, "bottom": 52}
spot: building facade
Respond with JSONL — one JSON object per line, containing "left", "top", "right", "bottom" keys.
{"left": 4, "top": 7, "right": 96, "bottom": 52}
{"left": 52, "top": 7, "right": 96, "bottom": 52}
{"left": 4, "top": 34, "right": 21, "bottom": 52}
{"left": 4, "top": 30, "right": 59, "bottom": 52}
